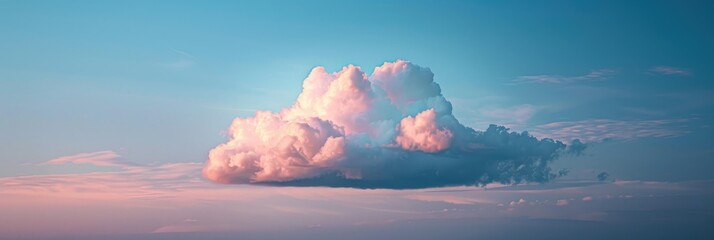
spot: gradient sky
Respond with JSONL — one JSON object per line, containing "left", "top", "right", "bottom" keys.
{"left": 1, "top": 0, "right": 714, "bottom": 239}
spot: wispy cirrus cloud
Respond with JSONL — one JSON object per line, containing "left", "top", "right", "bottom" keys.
{"left": 39, "top": 150, "right": 138, "bottom": 168}
{"left": 404, "top": 194, "right": 497, "bottom": 205}
{"left": 162, "top": 49, "right": 195, "bottom": 69}
{"left": 530, "top": 118, "right": 690, "bottom": 143}
{"left": 650, "top": 66, "right": 690, "bottom": 76}
{"left": 513, "top": 69, "right": 616, "bottom": 84}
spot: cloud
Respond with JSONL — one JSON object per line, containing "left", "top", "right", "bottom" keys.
{"left": 650, "top": 66, "right": 690, "bottom": 76}
{"left": 566, "top": 139, "right": 587, "bottom": 156}
{"left": 530, "top": 119, "right": 689, "bottom": 143}
{"left": 581, "top": 196, "right": 593, "bottom": 201}
{"left": 509, "top": 198, "right": 526, "bottom": 206}
{"left": 1, "top": 145, "right": 711, "bottom": 236}
{"left": 3, "top": 159, "right": 713, "bottom": 238}
{"left": 40, "top": 151, "right": 136, "bottom": 169}
{"left": 597, "top": 172, "right": 610, "bottom": 182}
{"left": 514, "top": 69, "right": 616, "bottom": 84}
{"left": 556, "top": 199, "right": 569, "bottom": 206}
{"left": 204, "top": 60, "right": 574, "bottom": 189}
{"left": 395, "top": 109, "right": 453, "bottom": 152}
{"left": 405, "top": 194, "right": 497, "bottom": 205}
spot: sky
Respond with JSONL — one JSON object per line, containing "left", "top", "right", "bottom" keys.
{"left": 1, "top": 0, "right": 714, "bottom": 239}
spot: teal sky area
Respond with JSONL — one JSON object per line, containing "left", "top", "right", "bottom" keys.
{"left": 3, "top": 0, "right": 713, "bottom": 179}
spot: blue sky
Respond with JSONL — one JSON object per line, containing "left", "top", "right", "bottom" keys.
{"left": 1, "top": 0, "right": 713, "bottom": 239}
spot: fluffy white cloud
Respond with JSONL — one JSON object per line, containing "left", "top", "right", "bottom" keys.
{"left": 204, "top": 60, "right": 571, "bottom": 188}
{"left": 396, "top": 109, "right": 452, "bottom": 153}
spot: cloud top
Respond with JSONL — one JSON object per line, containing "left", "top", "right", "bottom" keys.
{"left": 204, "top": 60, "right": 572, "bottom": 189}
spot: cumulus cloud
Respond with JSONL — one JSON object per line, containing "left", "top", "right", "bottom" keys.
{"left": 395, "top": 109, "right": 453, "bottom": 152}
{"left": 204, "top": 60, "right": 575, "bottom": 189}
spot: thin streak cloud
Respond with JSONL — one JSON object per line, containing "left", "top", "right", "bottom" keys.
{"left": 513, "top": 69, "right": 616, "bottom": 84}
{"left": 39, "top": 151, "right": 135, "bottom": 168}
{"left": 650, "top": 65, "right": 691, "bottom": 76}
{"left": 531, "top": 118, "right": 690, "bottom": 143}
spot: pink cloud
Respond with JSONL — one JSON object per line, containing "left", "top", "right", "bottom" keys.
{"left": 405, "top": 194, "right": 497, "bottom": 205}
{"left": 3, "top": 160, "right": 711, "bottom": 237}
{"left": 287, "top": 65, "right": 375, "bottom": 134}
{"left": 204, "top": 113, "right": 347, "bottom": 184}
{"left": 509, "top": 198, "right": 527, "bottom": 206}
{"left": 396, "top": 109, "right": 452, "bottom": 152}
{"left": 203, "top": 60, "right": 571, "bottom": 188}
{"left": 40, "top": 150, "right": 129, "bottom": 168}
{"left": 371, "top": 60, "right": 441, "bottom": 107}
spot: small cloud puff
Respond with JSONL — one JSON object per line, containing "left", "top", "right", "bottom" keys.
{"left": 597, "top": 172, "right": 611, "bottom": 182}
{"left": 396, "top": 109, "right": 453, "bottom": 152}
{"left": 203, "top": 60, "right": 574, "bottom": 189}
{"left": 510, "top": 198, "right": 527, "bottom": 206}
